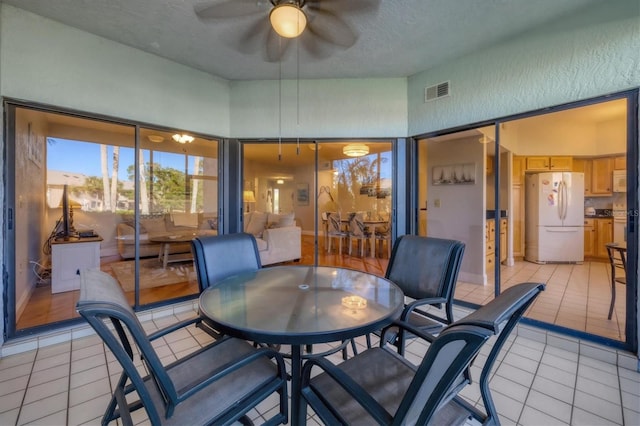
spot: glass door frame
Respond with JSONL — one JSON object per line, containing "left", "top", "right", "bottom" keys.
{"left": 411, "top": 89, "right": 638, "bottom": 352}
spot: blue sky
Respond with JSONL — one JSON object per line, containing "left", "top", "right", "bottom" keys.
{"left": 47, "top": 138, "right": 190, "bottom": 181}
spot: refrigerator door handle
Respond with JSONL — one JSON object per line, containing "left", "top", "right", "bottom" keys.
{"left": 558, "top": 181, "right": 565, "bottom": 220}
{"left": 560, "top": 181, "right": 567, "bottom": 220}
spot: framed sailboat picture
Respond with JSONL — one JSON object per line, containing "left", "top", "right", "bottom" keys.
{"left": 432, "top": 163, "right": 476, "bottom": 185}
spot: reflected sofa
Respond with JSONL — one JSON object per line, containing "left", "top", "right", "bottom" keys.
{"left": 116, "top": 212, "right": 217, "bottom": 260}
{"left": 244, "top": 211, "right": 302, "bottom": 266}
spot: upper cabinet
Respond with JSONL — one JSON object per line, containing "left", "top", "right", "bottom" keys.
{"left": 591, "top": 157, "right": 613, "bottom": 196}
{"left": 613, "top": 155, "right": 626, "bottom": 170}
{"left": 574, "top": 156, "right": 614, "bottom": 196}
{"left": 525, "top": 156, "right": 573, "bottom": 171}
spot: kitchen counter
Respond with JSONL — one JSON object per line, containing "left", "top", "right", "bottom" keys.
{"left": 486, "top": 210, "right": 508, "bottom": 219}
{"left": 584, "top": 208, "right": 613, "bottom": 219}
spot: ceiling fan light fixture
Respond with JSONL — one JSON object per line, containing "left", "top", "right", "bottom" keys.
{"left": 343, "top": 143, "right": 369, "bottom": 157}
{"left": 172, "top": 133, "right": 194, "bottom": 144}
{"left": 270, "top": 3, "right": 307, "bottom": 38}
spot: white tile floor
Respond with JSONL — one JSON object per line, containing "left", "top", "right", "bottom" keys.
{"left": 0, "top": 303, "right": 638, "bottom": 425}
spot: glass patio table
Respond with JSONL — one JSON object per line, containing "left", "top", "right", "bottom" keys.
{"left": 198, "top": 265, "right": 404, "bottom": 425}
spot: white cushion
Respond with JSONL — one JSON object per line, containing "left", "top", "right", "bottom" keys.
{"left": 254, "top": 237, "right": 268, "bottom": 252}
{"left": 267, "top": 212, "right": 295, "bottom": 228}
{"left": 140, "top": 217, "right": 166, "bottom": 234}
{"left": 171, "top": 211, "right": 198, "bottom": 227}
{"left": 246, "top": 211, "right": 268, "bottom": 237}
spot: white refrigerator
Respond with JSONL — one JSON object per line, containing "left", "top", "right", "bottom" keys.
{"left": 525, "top": 172, "right": 584, "bottom": 263}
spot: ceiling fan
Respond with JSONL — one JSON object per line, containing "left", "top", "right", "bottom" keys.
{"left": 194, "top": 0, "right": 381, "bottom": 62}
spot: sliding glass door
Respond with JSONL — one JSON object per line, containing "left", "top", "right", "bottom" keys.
{"left": 241, "top": 139, "right": 393, "bottom": 274}
{"left": 6, "top": 102, "right": 220, "bottom": 336}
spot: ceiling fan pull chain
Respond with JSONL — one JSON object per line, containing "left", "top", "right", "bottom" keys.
{"left": 296, "top": 35, "right": 300, "bottom": 156}
{"left": 278, "top": 36, "right": 282, "bottom": 161}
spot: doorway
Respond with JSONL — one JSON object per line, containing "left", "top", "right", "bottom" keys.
{"left": 417, "top": 93, "right": 637, "bottom": 349}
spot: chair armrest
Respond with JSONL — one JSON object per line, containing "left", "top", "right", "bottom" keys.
{"left": 147, "top": 317, "right": 200, "bottom": 342}
{"left": 301, "top": 356, "right": 394, "bottom": 424}
{"left": 380, "top": 319, "right": 438, "bottom": 348}
{"left": 402, "top": 297, "right": 447, "bottom": 319}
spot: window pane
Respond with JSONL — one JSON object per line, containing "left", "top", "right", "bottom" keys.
{"left": 136, "top": 130, "right": 219, "bottom": 306}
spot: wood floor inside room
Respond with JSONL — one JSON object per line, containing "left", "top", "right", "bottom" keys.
{"left": 15, "top": 235, "right": 625, "bottom": 343}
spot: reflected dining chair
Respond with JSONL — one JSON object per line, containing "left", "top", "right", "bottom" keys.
{"left": 374, "top": 216, "right": 392, "bottom": 258}
{"left": 376, "top": 235, "right": 465, "bottom": 354}
{"left": 76, "top": 268, "right": 288, "bottom": 426}
{"left": 326, "top": 212, "right": 348, "bottom": 254}
{"left": 348, "top": 212, "right": 372, "bottom": 257}
{"left": 605, "top": 242, "right": 627, "bottom": 320}
{"left": 300, "top": 282, "right": 544, "bottom": 426}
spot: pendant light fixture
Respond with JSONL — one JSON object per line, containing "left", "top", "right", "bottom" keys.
{"left": 270, "top": 2, "right": 307, "bottom": 38}
{"left": 343, "top": 143, "right": 370, "bottom": 157}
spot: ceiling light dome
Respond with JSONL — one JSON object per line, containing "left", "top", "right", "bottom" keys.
{"left": 343, "top": 144, "right": 369, "bottom": 157}
{"left": 172, "top": 134, "right": 194, "bottom": 144}
{"left": 270, "top": 3, "right": 307, "bottom": 38}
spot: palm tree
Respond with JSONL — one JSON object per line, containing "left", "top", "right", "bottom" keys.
{"left": 100, "top": 144, "right": 111, "bottom": 211}
{"left": 110, "top": 146, "right": 119, "bottom": 211}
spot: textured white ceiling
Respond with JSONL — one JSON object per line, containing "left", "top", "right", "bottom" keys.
{"left": 3, "top": 0, "right": 602, "bottom": 81}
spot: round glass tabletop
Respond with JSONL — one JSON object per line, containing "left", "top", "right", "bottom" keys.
{"left": 199, "top": 265, "right": 404, "bottom": 345}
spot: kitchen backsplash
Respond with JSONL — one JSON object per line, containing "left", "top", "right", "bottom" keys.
{"left": 584, "top": 195, "right": 622, "bottom": 210}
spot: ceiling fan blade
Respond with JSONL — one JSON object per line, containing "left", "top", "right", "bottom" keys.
{"left": 299, "top": 31, "right": 333, "bottom": 60}
{"left": 235, "top": 17, "right": 272, "bottom": 54}
{"left": 194, "top": 0, "right": 267, "bottom": 20}
{"left": 306, "top": 9, "right": 358, "bottom": 48}
{"left": 305, "top": 0, "right": 381, "bottom": 14}
{"left": 265, "top": 30, "right": 291, "bottom": 63}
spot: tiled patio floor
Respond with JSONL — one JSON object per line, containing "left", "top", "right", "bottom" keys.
{"left": 1, "top": 303, "right": 638, "bottom": 425}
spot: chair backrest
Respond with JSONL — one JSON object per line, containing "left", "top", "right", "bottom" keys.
{"left": 76, "top": 268, "right": 176, "bottom": 423}
{"left": 400, "top": 282, "right": 544, "bottom": 425}
{"left": 450, "top": 281, "right": 545, "bottom": 424}
{"left": 326, "top": 212, "right": 343, "bottom": 234}
{"left": 386, "top": 235, "right": 465, "bottom": 307}
{"left": 606, "top": 243, "right": 627, "bottom": 283}
{"left": 192, "top": 233, "right": 261, "bottom": 292}
{"left": 348, "top": 212, "right": 367, "bottom": 237}
{"left": 397, "top": 323, "right": 493, "bottom": 424}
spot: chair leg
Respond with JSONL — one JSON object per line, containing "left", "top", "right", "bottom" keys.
{"left": 608, "top": 278, "right": 616, "bottom": 320}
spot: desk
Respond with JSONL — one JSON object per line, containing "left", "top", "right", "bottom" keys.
{"left": 51, "top": 236, "right": 103, "bottom": 293}
{"left": 149, "top": 234, "right": 195, "bottom": 269}
{"left": 199, "top": 265, "right": 404, "bottom": 425}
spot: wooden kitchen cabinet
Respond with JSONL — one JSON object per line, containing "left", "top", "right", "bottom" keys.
{"left": 512, "top": 156, "right": 525, "bottom": 185}
{"left": 595, "top": 218, "right": 613, "bottom": 259}
{"left": 584, "top": 218, "right": 613, "bottom": 260}
{"left": 486, "top": 220, "right": 495, "bottom": 273}
{"left": 613, "top": 155, "right": 626, "bottom": 170}
{"left": 487, "top": 218, "right": 508, "bottom": 271}
{"left": 512, "top": 185, "right": 524, "bottom": 258}
{"left": 486, "top": 155, "right": 493, "bottom": 175}
{"left": 525, "top": 156, "right": 572, "bottom": 171}
{"left": 583, "top": 219, "right": 595, "bottom": 257}
{"left": 591, "top": 157, "right": 613, "bottom": 196}
{"left": 500, "top": 218, "right": 507, "bottom": 263}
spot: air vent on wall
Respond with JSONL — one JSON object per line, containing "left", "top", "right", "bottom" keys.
{"left": 424, "top": 81, "right": 450, "bottom": 102}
